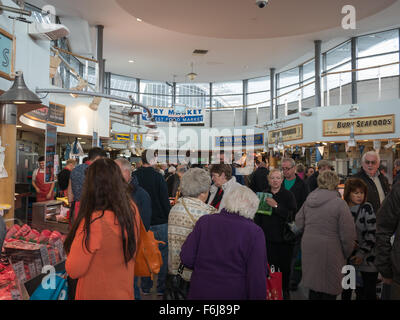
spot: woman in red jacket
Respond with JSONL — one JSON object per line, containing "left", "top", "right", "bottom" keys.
{"left": 64, "top": 158, "right": 140, "bottom": 300}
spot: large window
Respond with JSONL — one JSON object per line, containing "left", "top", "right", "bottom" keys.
{"left": 326, "top": 41, "right": 351, "bottom": 71}
{"left": 248, "top": 76, "right": 270, "bottom": 109}
{"left": 212, "top": 81, "right": 243, "bottom": 109}
{"left": 357, "top": 29, "right": 400, "bottom": 81}
{"left": 277, "top": 68, "right": 300, "bottom": 104}
{"left": 176, "top": 83, "right": 210, "bottom": 108}
{"left": 109, "top": 74, "right": 137, "bottom": 98}
{"left": 140, "top": 80, "right": 172, "bottom": 107}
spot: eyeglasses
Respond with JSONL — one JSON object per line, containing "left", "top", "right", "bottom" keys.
{"left": 365, "top": 160, "right": 377, "bottom": 165}
{"left": 282, "top": 166, "right": 294, "bottom": 171}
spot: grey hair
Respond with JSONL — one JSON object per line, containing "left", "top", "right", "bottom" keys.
{"left": 394, "top": 159, "right": 400, "bottom": 167}
{"left": 268, "top": 168, "right": 284, "bottom": 179}
{"left": 281, "top": 158, "right": 296, "bottom": 168}
{"left": 223, "top": 186, "right": 260, "bottom": 220}
{"left": 180, "top": 168, "right": 211, "bottom": 198}
{"left": 115, "top": 158, "right": 132, "bottom": 173}
{"left": 361, "top": 151, "right": 380, "bottom": 164}
{"left": 317, "top": 170, "right": 339, "bottom": 191}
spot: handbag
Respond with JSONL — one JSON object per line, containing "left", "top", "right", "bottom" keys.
{"left": 282, "top": 211, "right": 297, "bottom": 244}
{"left": 163, "top": 198, "right": 197, "bottom": 300}
{"left": 266, "top": 264, "right": 283, "bottom": 300}
{"left": 134, "top": 217, "right": 165, "bottom": 279}
{"left": 163, "top": 263, "right": 190, "bottom": 300}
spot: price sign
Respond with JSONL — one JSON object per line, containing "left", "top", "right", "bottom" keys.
{"left": 28, "top": 262, "right": 37, "bottom": 279}
{"left": 49, "top": 249, "right": 57, "bottom": 266}
{"left": 10, "top": 289, "right": 21, "bottom": 300}
{"left": 12, "top": 261, "right": 26, "bottom": 283}
{"left": 40, "top": 245, "right": 50, "bottom": 266}
{"left": 34, "top": 258, "right": 43, "bottom": 275}
{"left": 54, "top": 239, "right": 66, "bottom": 260}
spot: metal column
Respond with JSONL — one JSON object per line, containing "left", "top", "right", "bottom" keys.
{"left": 136, "top": 78, "right": 141, "bottom": 125}
{"left": 351, "top": 37, "right": 357, "bottom": 104}
{"left": 242, "top": 79, "right": 248, "bottom": 126}
{"left": 314, "top": 40, "right": 322, "bottom": 107}
{"left": 209, "top": 82, "right": 213, "bottom": 128}
{"left": 270, "top": 68, "right": 275, "bottom": 120}
{"left": 96, "top": 25, "right": 105, "bottom": 93}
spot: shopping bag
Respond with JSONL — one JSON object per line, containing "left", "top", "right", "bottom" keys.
{"left": 30, "top": 273, "right": 68, "bottom": 300}
{"left": 266, "top": 264, "right": 283, "bottom": 300}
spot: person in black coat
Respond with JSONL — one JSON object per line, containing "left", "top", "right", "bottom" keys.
{"left": 306, "top": 160, "right": 332, "bottom": 193}
{"left": 132, "top": 150, "right": 171, "bottom": 296}
{"left": 352, "top": 151, "right": 390, "bottom": 215}
{"left": 249, "top": 158, "right": 270, "bottom": 193}
{"left": 254, "top": 169, "right": 297, "bottom": 300}
{"left": 281, "top": 158, "right": 310, "bottom": 291}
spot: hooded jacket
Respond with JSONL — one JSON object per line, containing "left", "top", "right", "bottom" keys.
{"left": 295, "top": 188, "right": 356, "bottom": 295}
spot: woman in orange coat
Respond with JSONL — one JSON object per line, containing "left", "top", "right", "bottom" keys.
{"left": 64, "top": 158, "right": 140, "bottom": 300}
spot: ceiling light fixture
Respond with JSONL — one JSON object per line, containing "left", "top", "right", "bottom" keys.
{"left": 0, "top": 71, "right": 42, "bottom": 105}
{"left": 128, "top": 60, "right": 134, "bottom": 63}
{"left": 186, "top": 62, "right": 197, "bottom": 81}
{"left": 136, "top": 18, "right": 142, "bottom": 22}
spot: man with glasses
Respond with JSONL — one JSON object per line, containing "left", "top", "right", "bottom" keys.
{"left": 281, "top": 158, "right": 309, "bottom": 292}
{"left": 352, "top": 151, "right": 390, "bottom": 214}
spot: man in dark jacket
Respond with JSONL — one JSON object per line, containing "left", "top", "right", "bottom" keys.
{"left": 115, "top": 158, "right": 152, "bottom": 300}
{"left": 352, "top": 151, "right": 390, "bottom": 214}
{"left": 306, "top": 160, "right": 331, "bottom": 193}
{"left": 281, "top": 158, "right": 309, "bottom": 291}
{"left": 249, "top": 158, "right": 270, "bottom": 193}
{"left": 375, "top": 183, "right": 400, "bottom": 299}
{"left": 133, "top": 150, "right": 171, "bottom": 296}
{"left": 392, "top": 158, "right": 400, "bottom": 186}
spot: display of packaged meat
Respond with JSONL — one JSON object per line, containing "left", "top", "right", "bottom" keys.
{"left": 24, "top": 230, "right": 40, "bottom": 242}
{"left": 49, "top": 231, "right": 62, "bottom": 245}
{"left": 14, "top": 224, "right": 31, "bottom": 238}
{"left": 38, "top": 230, "right": 52, "bottom": 243}
{"left": 5, "top": 225, "right": 20, "bottom": 239}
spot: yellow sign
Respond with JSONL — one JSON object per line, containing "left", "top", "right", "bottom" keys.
{"left": 111, "top": 133, "right": 142, "bottom": 143}
{"left": 323, "top": 114, "right": 395, "bottom": 136}
{"left": 268, "top": 124, "right": 303, "bottom": 144}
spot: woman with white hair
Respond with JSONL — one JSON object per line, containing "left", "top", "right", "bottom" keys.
{"left": 180, "top": 185, "right": 267, "bottom": 300}
{"left": 295, "top": 170, "right": 356, "bottom": 300}
{"left": 254, "top": 168, "right": 297, "bottom": 300}
{"left": 166, "top": 168, "right": 216, "bottom": 299}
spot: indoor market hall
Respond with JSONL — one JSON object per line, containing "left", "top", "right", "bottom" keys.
{"left": 0, "top": 0, "right": 400, "bottom": 306}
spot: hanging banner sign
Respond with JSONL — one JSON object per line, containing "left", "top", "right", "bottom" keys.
{"left": 0, "top": 27, "right": 15, "bottom": 81}
{"left": 25, "top": 102, "right": 66, "bottom": 126}
{"left": 215, "top": 133, "right": 264, "bottom": 147}
{"left": 92, "top": 131, "right": 99, "bottom": 147}
{"left": 323, "top": 114, "right": 394, "bottom": 136}
{"left": 45, "top": 123, "right": 57, "bottom": 183}
{"left": 268, "top": 124, "right": 303, "bottom": 144}
{"left": 111, "top": 132, "right": 142, "bottom": 144}
{"left": 141, "top": 107, "right": 204, "bottom": 123}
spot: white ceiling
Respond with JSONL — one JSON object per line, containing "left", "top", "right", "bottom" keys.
{"left": 28, "top": 0, "right": 400, "bottom": 83}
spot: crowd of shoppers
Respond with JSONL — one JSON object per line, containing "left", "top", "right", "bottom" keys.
{"left": 56, "top": 146, "right": 400, "bottom": 300}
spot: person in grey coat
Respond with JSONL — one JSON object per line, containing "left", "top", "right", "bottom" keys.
{"left": 295, "top": 170, "right": 356, "bottom": 300}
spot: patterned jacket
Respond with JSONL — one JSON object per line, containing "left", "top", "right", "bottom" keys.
{"left": 168, "top": 197, "right": 216, "bottom": 281}
{"left": 350, "top": 203, "right": 377, "bottom": 272}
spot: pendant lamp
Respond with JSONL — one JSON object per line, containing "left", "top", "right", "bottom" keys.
{"left": 0, "top": 71, "right": 42, "bottom": 105}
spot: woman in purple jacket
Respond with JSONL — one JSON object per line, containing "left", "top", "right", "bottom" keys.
{"left": 180, "top": 185, "right": 267, "bottom": 300}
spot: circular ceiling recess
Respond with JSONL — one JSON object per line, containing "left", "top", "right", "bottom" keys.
{"left": 116, "top": 0, "right": 396, "bottom": 39}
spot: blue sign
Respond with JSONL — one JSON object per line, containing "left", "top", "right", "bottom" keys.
{"left": 215, "top": 133, "right": 264, "bottom": 147}
{"left": 142, "top": 107, "right": 204, "bottom": 123}
{"left": 45, "top": 124, "right": 57, "bottom": 183}
{"left": 0, "top": 28, "right": 14, "bottom": 80}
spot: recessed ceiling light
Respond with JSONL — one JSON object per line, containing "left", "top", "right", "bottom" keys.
{"left": 136, "top": 18, "right": 142, "bottom": 22}
{"left": 129, "top": 60, "right": 134, "bottom": 63}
